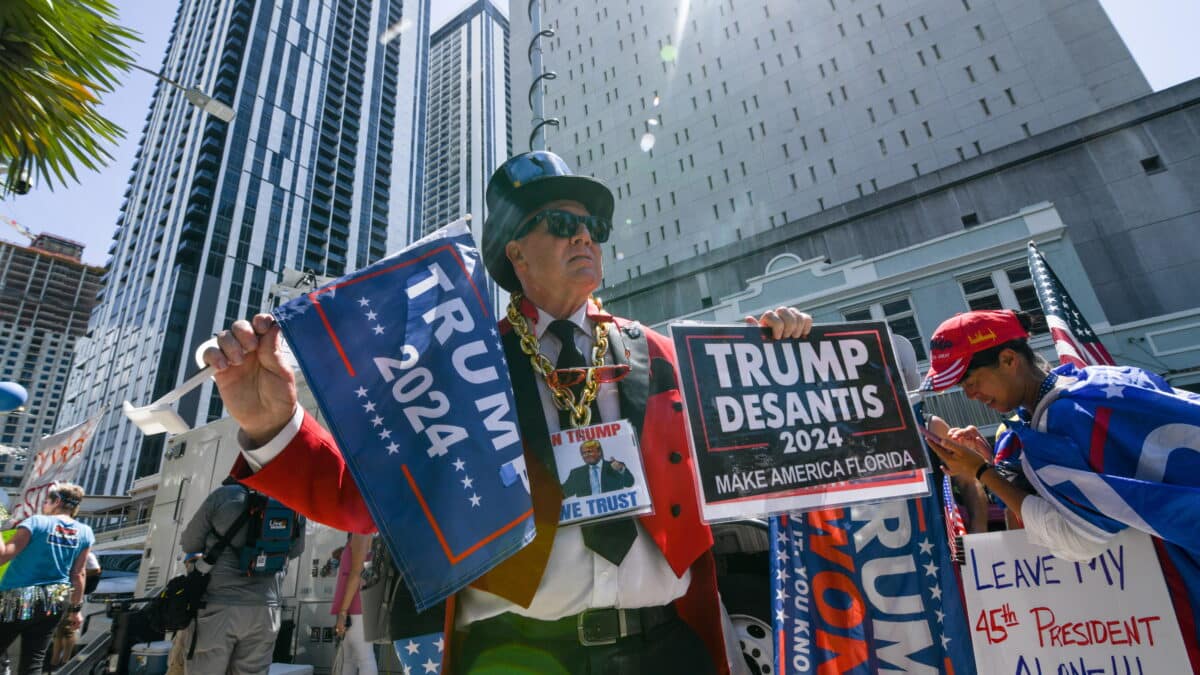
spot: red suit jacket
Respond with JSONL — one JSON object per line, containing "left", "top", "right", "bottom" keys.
{"left": 230, "top": 301, "right": 728, "bottom": 673}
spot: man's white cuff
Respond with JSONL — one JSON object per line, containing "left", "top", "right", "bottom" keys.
{"left": 239, "top": 405, "right": 304, "bottom": 471}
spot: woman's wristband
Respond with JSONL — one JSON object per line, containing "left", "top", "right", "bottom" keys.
{"left": 975, "top": 463, "right": 991, "bottom": 481}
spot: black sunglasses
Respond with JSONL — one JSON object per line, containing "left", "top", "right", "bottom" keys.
{"left": 519, "top": 210, "right": 612, "bottom": 243}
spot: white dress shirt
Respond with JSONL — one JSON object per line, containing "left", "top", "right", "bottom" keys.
{"left": 456, "top": 303, "right": 691, "bottom": 625}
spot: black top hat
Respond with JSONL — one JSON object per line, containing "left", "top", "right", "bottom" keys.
{"left": 482, "top": 151, "right": 615, "bottom": 292}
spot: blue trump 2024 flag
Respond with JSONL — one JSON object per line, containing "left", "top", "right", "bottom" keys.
{"left": 274, "top": 220, "right": 534, "bottom": 611}
{"left": 770, "top": 486, "right": 977, "bottom": 675}
{"left": 1017, "top": 363, "right": 1200, "bottom": 669}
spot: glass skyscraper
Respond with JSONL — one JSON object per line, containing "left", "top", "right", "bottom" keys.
{"left": 420, "top": 0, "right": 510, "bottom": 248}
{"left": 60, "top": 0, "right": 430, "bottom": 495}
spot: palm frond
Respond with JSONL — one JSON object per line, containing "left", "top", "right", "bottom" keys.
{"left": 0, "top": 0, "right": 139, "bottom": 193}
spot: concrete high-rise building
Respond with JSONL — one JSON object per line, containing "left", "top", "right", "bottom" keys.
{"left": 420, "top": 0, "right": 511, "bottom": 246}
{"left": 509, "top": 0, "right": 1150, "bottom": 284}
{"left": 0, "top": 234, "right": 103, "bottom": 456}
{"left": 60, "top": 0, "right": 431, "bottom": 495}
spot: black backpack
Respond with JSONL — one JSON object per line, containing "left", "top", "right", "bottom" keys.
{"left": 147, "top": 568, "right": 211, "bottom": 633}
{"left": 146, "top": 495, "right": 255, "bottom": 654}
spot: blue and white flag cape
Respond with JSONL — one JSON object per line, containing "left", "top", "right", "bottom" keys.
{"left": 1018, "top": 363, "right": 1200, "bottom": 668}
{"left": 275, "top": 220, "right": 535, "bottom": 612}
{"left": 769, "top": 482, "right": 977, "bottom": 674}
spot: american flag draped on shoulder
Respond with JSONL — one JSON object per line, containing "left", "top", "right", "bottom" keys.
{"left": 769, "top": 483, "right": 977, "bottom": 674}
{"left": 1016, "top": 364, "right": 1200, "bottom": 670}
{"left": 1026, "top": 241, "right": 1114, "bottom": 367}
{"left": 274, "top": 219, "right": 535, "bottom": 612}
{"left": 1024, "top": 242, "right": 1199, "bottom": 667}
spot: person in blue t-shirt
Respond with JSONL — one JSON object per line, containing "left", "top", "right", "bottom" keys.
{"left": 0, "top": 483, "right": 94, "bottom": 673}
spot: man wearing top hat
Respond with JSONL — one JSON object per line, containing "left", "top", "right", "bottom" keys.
{"left": 203, "top": 150, "right": 812, "bottom": 673}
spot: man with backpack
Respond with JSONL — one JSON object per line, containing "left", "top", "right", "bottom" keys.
{"left": 179, "top": 480, "right": 305, "bottom": 674}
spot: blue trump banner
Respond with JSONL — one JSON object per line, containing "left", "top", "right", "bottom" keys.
{"left": 770, "top": 487, "right": 977, "bottom": 674}
{"left": 274, "top": 220, "right": 534, "bottom": 611}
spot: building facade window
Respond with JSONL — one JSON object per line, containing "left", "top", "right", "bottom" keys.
{"left": 958, "top": 264, "right": 1046, "bottom": 332}
{"left": 843, "top": 297, "right": 927, "bottom": 360}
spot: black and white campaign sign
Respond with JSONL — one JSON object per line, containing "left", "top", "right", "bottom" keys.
{"left": 670, "top": 322, "right": 931, "bottom": 521}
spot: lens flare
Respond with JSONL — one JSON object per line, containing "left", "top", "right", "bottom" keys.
{"left": 639, "top": 133, "right": 656, "bottom": 152}
{"left": 379, "top": 19, "right": 412, "bottom": 45}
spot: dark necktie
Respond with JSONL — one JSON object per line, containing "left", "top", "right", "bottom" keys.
{"left": 546, "top": 319, "right": 637, "bottom": 565}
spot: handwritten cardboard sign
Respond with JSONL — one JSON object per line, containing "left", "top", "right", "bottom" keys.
{"left": 962, "top": 529, "right": 1188, "bottom": 675}
{"left": 670, "top": 322, "right": 930, "bottom": 521}
{"left": 10, "top": 414, "right": 101, "bottom": 523}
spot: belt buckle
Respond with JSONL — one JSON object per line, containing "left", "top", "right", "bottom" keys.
{"left": 577, "top": 608, "right": 623, "bottom": 646}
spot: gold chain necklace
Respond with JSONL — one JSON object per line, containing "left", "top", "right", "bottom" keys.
{"left": 506, "top": 292, "right": 609, "bottom": 428}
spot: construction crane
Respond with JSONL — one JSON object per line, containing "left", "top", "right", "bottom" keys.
{"left": 1, "top": 214, "right": 34, "bottom": 242}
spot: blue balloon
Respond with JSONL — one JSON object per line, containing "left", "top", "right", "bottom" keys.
{"left": 0, "top": 382, "right": 28, "bottom": 413}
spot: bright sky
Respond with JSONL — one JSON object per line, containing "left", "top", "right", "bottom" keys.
{"left": 2, "top": 0, "right": 1195, "bottom": 266}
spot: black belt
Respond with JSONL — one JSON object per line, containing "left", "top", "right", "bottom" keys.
{"left": 480, "top": 605, "right": 678, "bottom": 647}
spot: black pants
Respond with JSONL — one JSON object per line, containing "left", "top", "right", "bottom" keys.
{"left": 453, "top": 609, "right": 719, "bottom": 675}
{"left": 0, "top": 611, "right": 62, "bottom": 674}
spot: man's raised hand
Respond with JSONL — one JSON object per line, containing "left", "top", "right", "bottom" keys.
{"left": 203, "top": 313, "right": 297, "bottom": 446}
{"left": 744, "top": 306, "right": 814, "bottom": 340}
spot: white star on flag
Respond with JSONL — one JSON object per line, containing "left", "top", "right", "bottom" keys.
{"left": 775, "top": 568, "right": 789, "bottom": 581}
{"left": 935, "top": 608, "right": 945, "bottom": 624}
{"left": 941, "top": 633, "right": 951, "bottom": 649}
{"left": 373, "top": 325, "right": 385, "bottom": 335}
{"left": 453, "top": 458, "right": 466, "bottom": 471}
{"left": 379, "top": 429, "right": 392, "bottom": 440}
{"left": 363, "top": 401, "right": 376, "bottom": 412}
{"left": 355, "top": 387, "right": 368, "bottom": 398}
{"left": 775, "top": 588, "right": 788, "bottom": 601}
{"left": 930, "top": 584, "right": 942, "bottom": 600}
{"left": 358, "top": 297, "right": 370, "bottom": 307}
{"left": 371, "top": 415, "right": 384, "bottom": 427}
{"left": 433, "top": 636, "right": 444, "bottom": 653}
{"left": 423, "top": 658, "right": 439, "bottom": 673}
{"left": 923, "top": 560, "right": 939, "bottom": 577}
{"left": 776, "top": 609, "right": 786, "bottom": 622}
{"left": 405, "top": 641, "right": 419, "bottom": 655}
{"left": 918, "top": 539, "right": 934, "bottom": 556}
{"left": 469, "top": 494, "right": 481, "bottom": 507}
{"left": 366, "top": 310, "right": 378, "bottom": 321}
{"left": 461, "top": 476, "right": 474, "bottom": 489}
{"left": 387, "top": 442, "right": 400, "bottom": 455}
{"left": 775, "top": 549, "right": 789, "bottom": 562}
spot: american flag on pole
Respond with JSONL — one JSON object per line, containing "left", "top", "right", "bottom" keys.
{"left": 1026, "top": 241, "right": 1115, "bottom": 367}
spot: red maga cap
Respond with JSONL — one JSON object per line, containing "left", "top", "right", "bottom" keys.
{"left": 921, "top": 310, "right": 1028, "bottom": 391}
